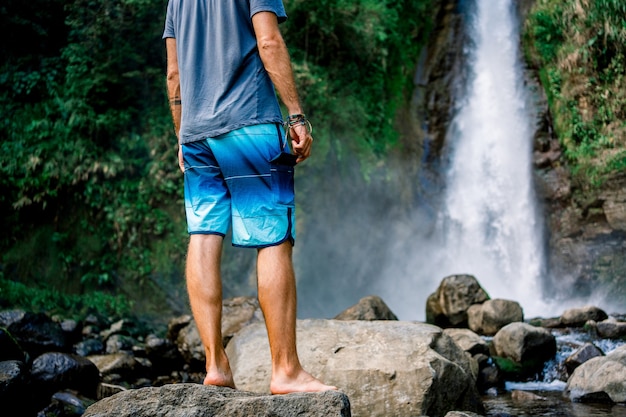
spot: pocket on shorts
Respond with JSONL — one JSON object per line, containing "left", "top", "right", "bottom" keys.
{"left": 270, "top": 153, "right": 296, "bottom": 206}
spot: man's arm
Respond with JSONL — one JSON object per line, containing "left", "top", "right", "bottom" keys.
{"left": 165, "top": 37, "right": 184, "bottom": 172}
{"left": 252, "top": 12, "right": 312, "bottom": 163}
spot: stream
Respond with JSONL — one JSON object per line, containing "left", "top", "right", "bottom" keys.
{"left": 483, "top": 329, "right": 625, "bottom": 416}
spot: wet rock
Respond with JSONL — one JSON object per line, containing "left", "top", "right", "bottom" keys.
{"left": 596, "top": 317, "right": 626, "bottom": 339}
{"left": 426, "top": 275, "right": 490, "bottom": 328}
{"left": 561, "top": 306, "right": 608, "bottom": 327}
{"left": 30, "top": 352, "right": 100, "bottom": 399}
{"left": 36, "top": 390, "right": 95, "bottom": 417}
{"left": 0, "top": 360, "right": 30, "bottom": 402}
{"left": 74, "top": 338, "right": 105, "bottom": 357}
{"left": 492, "top": 322, "right": 556, "bottom": 378}
{"left": 477, "top": 363, "right": 504, "bottom": 394}
{"left": 468, "top": 299, "right": 524, "bottom": 335}
{"left": 334, "top": 295, "right": 398, "bottom": 321}
{"left": 0, "top": 310, "right": 67, "bottom": 357}
{"left": 83, "top": 384, "right": 351, "bottom": 417}
{"left": 564, "top": 343, "right": 604, "bottom": 375}
{"left": 227, "top": 319, "right": 484, "bottom": 417}
{"left": 105, "top": 334, "right": 136, "bottom": 354}
{"left": 565, "top": 344, "right": 626, "bottom": 403}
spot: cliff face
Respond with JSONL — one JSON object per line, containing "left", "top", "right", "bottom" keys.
{"left": 413, "top": 0, "right": 626, "bottom": 307}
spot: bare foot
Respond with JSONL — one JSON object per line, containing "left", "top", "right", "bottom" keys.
{"left": 203, "top": 369, "right": 236, "bottom": 390}
{"left": 270, "top": 369, "right": 337, "bottom": 395}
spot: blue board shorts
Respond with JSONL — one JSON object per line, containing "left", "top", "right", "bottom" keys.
{"left": 182, "top": 123, "right": 296, "bottom": 248}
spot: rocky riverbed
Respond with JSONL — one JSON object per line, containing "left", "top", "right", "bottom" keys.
{"left": 1, "top": 275, "right": 625, "bottom": 417}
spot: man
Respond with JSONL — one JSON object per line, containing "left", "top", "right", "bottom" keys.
{"left": 163, "top": 0, "right": 336, "bottom": 394}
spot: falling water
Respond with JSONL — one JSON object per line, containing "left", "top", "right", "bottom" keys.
{"left": 371, "top": 0, "right": 558, "bottom": 321}
{"left": 435, "top": 0, "right": 549, "bottom": 315}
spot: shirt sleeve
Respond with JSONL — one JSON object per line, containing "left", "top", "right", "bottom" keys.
{"left": 250, "top": 0, "right": 287, "bottom": 23}
{"left": 162, "top": 0, "right": 175, "bottom": 39}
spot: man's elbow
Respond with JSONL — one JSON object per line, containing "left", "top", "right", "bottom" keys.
{"left": 257, "top": 34, "right": 285, "bottom": 55}
{"left": 166, "top": 68, "right": 179, "bottom": 83}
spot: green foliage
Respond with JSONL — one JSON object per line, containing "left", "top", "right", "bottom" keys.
{"left": 524, "top": 0, "right": 626, "bottom": 189}
{"left": 0, "top": 275, "right": 131, "bottom": 320}
{"left": 282, "top": 0, "right": 434, "bottom": 157}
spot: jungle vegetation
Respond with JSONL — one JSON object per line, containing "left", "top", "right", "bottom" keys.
{"left": 0, "top": 0, "right": 434, "bottom": 319}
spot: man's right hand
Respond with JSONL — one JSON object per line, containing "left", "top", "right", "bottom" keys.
{"left": 289, "top": 124, "right": 313, "bottom": 164}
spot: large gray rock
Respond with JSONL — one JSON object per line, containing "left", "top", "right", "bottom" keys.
{"left": 565, "top": 344, "right": 626, "bottom": 403}
{"left": 596, "top": 317, "right": 626, "bottom": 339}
{"left": 334, "top": 295, "right": 398, "bottom": 321}
{"left": 492, "top": 322, "right": 556, "bottom": 377}
{"left": 467, "top": 299, "right": 523, "bottom": 335}
{"left": 426, "top": 275, "right": 490, "bottom": 328}
{"left": 83, "top": 383, "right": 351, "bottom": 417}
{"left": 226, "top": 319, "right": 483, "bottom": 417}
{"left": 561, "top": 305, "right": 608, "bottom": 327}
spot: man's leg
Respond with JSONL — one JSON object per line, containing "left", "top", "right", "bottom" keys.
{"left": 257, "top": 241, "right": 337, "bottom": 394}
{"left": 186, "top": 234, "right": 235, "bottom": 388}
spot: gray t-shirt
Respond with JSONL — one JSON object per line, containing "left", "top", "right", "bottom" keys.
{"left": 163, "top": 0, "right": 287, "bottom": 144}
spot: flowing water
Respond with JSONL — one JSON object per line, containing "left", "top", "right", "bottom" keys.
{"left": 435, "top": 0, "right": 547, "bottom": 316}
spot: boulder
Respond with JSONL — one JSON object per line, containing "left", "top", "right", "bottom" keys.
{"left": 561, "top": 306, "right": 608, "bottom": 327}
{"left": 30, "top": 352, "right": 100, "bottom": 399}
{"left": 443, "top": 328, "right": 489, "bottom": 356}
{"left": 492, "top": 322, "right": 556, "bottom": 378}
{"left": 334, "top": 296, "right": 398, "bottom": 321}
{"left": 467, "top": 299, "right": 523, "bottom": 335}
{"left": 564, "top": 343, "right": 604, "bottom": 375}
{"left": 596, "top": 318, "right": 626, "bottom": 339}
{"left": 0, "top": 310, "right": 67, "bottom": 357}
{"left": 565, "top": 344, "right": 626, "bottom": 403}
{"left": 426, "top": 275, "right": 490, "bottom": 328}
{"left": 83, "top": 383, "right": 351, "bottom": 417}
{"left": 226, "top": 319, "right": 484, "bottom": 417}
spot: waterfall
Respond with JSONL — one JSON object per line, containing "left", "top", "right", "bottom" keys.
{"left": 437, "top": 0, "right": 548, "bottom": 315}
{"left": 374, "top": 0, "right": 558, "bottom": 320}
